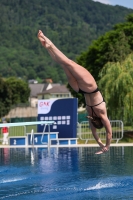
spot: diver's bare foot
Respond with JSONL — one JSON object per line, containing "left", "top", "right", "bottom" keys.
{"left": 37, "top": 30, "right": 52, "bottom": 48}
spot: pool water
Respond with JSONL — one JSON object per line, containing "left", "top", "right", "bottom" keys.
{"left": 0, "top": 146, "right": 133, "bottom": 200}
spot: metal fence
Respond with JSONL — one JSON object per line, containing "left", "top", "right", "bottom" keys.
{"left": 0, "top": 120, "right": 123, "bottom": 144}
{"left": 78, "top": 120, "right": 123, "bottom": 144}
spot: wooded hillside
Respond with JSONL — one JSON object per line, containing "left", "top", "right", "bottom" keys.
{"left": 0, "top": 0, "right": 133, "bottom": 83}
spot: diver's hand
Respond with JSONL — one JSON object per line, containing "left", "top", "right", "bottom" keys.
{"left": 95, "top": 146, "right": 109, "bottom": 154}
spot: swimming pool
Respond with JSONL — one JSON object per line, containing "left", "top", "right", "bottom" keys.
{"left": 0, "top": 146, "right": 133, "bottom": 200}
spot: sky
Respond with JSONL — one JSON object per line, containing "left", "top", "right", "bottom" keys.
{"left": 93, "top": 0, "right": 133, "bottom": 10}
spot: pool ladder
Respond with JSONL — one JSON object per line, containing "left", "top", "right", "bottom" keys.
{"left": 30, "top": 124, "right": 51, "bottom": 148}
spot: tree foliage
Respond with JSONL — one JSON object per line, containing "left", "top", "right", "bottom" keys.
{"left": 77, "top": 15, "right": 133, "bottom": 81}
{"left": 0, "top": 77, "right": 30, "bottom": 117}
{"left": 0, "top": 76, "right": 12, "bottom": 117}
{"left": 0, "top": 0, "right": 132, "bottom": 83}
{"left": 72, "top": 14, "right": 133, "bottom": 108}
{"left": 99, "top": 54, "right": 133, "bottom": 124}
{"left": 6, "top": 77, "right": 30, "bottom": 105}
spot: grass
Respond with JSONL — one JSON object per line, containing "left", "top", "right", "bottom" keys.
{"left": 77, "top": 135, "right": 133, "bottom": 145}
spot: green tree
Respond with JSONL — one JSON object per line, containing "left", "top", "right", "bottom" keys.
{"left": 0, "top": 76, "right": 12, "bottom": 117}
{"left": 77, "top": 14, "right": 133, "bottom": 81}
{"left": 0, "top": 0, "right": 133, "bottom": 84}
{"left": 5, "top": 77, "right": 30, "bottom": 105}
{"left": 72, "top": 14, "right": 133, "bottom": 108}
{"left": 67, "top": 30, "right": 132, "bottom": 108}
{"left": 99, "top": 54, "right": 133, "bottom": 124}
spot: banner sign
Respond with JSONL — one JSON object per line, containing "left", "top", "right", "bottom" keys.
{"left": 37, "top": 98, "right": 78, "bottom": 138}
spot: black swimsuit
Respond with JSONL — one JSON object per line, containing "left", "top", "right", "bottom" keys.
{"left": 78, "top": 87, "right": 105, "bottom": 128}
{"left": 78, "top": 87, "right": 105, "bottom": 109}
{"left": 78, "top": 87, "right": 99, "bottom": 94}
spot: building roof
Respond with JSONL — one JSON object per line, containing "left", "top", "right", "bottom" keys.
{"left": 38, "top": 85, "right": 70, "bottom": 94}
{"left": 4, "top": 107, "right": 37, "bottom": 118}
{"left": 29, "top": 84, "right": 45, "bottom": 97}
{"left": 29, "top": 83, "right": 70, "bottom": 97}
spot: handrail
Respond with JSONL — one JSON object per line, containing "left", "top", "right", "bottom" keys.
{"left": 30, "top": 129, "right": 34, "bottom": 145}
{"left": 41, "top": 124, "right": 48, "bottom": 144}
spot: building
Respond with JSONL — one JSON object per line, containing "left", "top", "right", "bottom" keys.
{"left": 29, "top": 83, "right": 72, "bottom": 107}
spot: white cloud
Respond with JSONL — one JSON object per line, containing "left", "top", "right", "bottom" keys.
{"left": 93, "top": 0, "right": 111, "bottom": 5}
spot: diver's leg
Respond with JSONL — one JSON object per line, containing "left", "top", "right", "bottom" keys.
{"left": 38, "top": 30, "right": 96, "bottom": 86}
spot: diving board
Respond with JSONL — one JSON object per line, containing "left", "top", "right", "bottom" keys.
{"left": 0, "top": 121, "right": 55, "bottom": 128}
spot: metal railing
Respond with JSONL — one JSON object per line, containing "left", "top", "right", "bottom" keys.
{"left": 78, "top": 120, "right": 123, "bottom": 144}
{"left": 0, "top": 121, "right": 55, "bottom": 144}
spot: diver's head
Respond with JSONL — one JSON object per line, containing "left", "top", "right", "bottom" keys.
{"left": 87, "top": 116, "right": 103, "bottom": 129}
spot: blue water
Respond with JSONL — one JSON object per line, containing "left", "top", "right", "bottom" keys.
{"left": 0, "top": 147, "right": 133, "bottom": 200}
